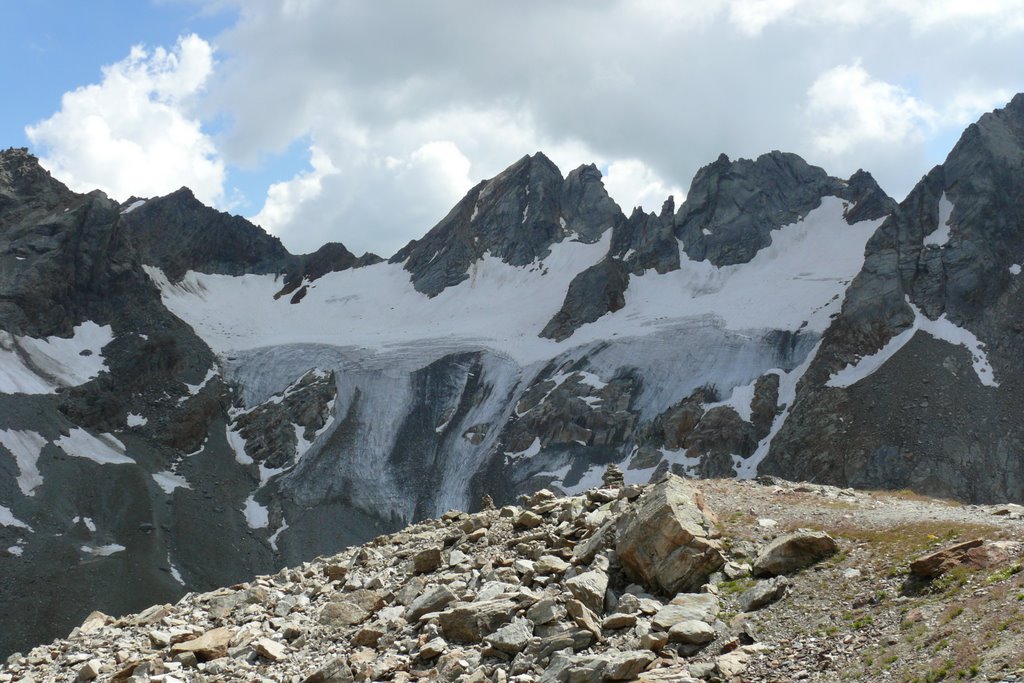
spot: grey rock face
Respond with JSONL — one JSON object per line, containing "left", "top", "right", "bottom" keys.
{"left": 120, "top": 188, "right": 376, "bottom": 293}
{"left": 610, "top": 199, "right": 681, "bottom": 275}
{"left": 540, "top": 258, "right": 630, "bottom": 341}
{"left": 394, "top": 153, "right": 623, "bottom": 297}
{"left": 676, "top": 151, "right": 845, "bottom": 266}
{"left": 765, "top": 93, "right": 1024, "bottom": 502}
{"left": 120, "top": 187, "right": 292, "bottom": 281}
{"left": 230, "top": 370, "right": 337, "bottom": 469}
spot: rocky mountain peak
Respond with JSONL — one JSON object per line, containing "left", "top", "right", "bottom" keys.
{"left": 119, "top": 188, "right": 293, "bottom": 282}
{"left": 0, "top": 148, "right": 76, "bottom": 224}
{"left": 675, "top": 150, "right": 847, "bottom": 266}
{"left": 396, "top": 153, "right": 624, "bottom": 297}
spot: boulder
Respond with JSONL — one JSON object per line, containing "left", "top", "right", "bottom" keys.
{"left": 615, "top": 475, "right": 725, "bottom": 594}
{"left": 565, "top": 569, "right": 609, "bottom": 614}
{"left": 752, "top": 530, "right": 838, "bottom": 576}
{"left": 405, "top": 584, "right": 457, "bottom": 621}
{"left": 738, "top": 576, "right": 789, "bottom": 612}
{"left": 909, "top": 538, "right": 1010, "bottom": 578}
{"left": 438, "top": 599, "right": 518, "bottom": 643}
{"left": 651, "top": 593, "right": 719, "bottom": 630}
{"left": 667, "top": 619, "right": 716, "bottom": 644}
{"left": 485, "top": 617, "right": 534, "bottom": 654}
{"left": 169, "top": 627, "right": 233, "bottom": 661}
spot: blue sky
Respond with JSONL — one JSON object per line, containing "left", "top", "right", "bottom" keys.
{"left": 3, "top": 2, "right": 1023, "bottom": 257}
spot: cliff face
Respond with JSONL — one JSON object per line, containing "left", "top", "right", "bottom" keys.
{"left": 764, "top": 93, "right": 1024, "bottom": 501}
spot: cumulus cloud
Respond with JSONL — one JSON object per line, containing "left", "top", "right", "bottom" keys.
{"left": 26, "top": 34, "right": 225, "bottom": 205}
{"left": 806, "top": 62, "right": 938, "bottom": 157}
{"left": 202, "top": 0, "right": 1024, "bottom": 254}
{"left": 22, "top": 2, "right": 1024, "bottom": 256}
{"left": 603, "top": 159, "right": 687, "bottom": 215}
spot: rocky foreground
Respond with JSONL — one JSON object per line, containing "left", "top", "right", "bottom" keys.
{"left": 2, "top": 472, "right": 1023, "bottom": 683}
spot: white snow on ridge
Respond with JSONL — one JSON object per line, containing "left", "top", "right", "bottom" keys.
{"left": 54, "top": 428, "right": 134, "bottom": 465}
{"left": 0, "top": 429, "right": 47, "bottom": 495}
{"left": 145, "top": 235, "right": 611, "bottom": 364}
{"left": 145, "top": 200, "right": 879, "bottom": 368}
{"left": 0, "top": 504, "right": 32, "bottom": 530}
{"left": 17, "top": 322, "right": 113, "bottom": 388}
{"left": 827, "top": 297, "right": 998, "bottom": 388}
{"left": 923, "top": 193, "right": 954, "bottom": 247}
{"left": 121, "top": 199, "right": 146, "bottom": 214}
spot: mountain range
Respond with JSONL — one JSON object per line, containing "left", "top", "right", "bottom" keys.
{"left": 1, "top": 93, "right": 1022, "bottom": 658}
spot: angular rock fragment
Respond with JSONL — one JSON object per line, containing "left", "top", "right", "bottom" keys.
{"left": 169, "top": 627, "right": 233, "bottom": 661}
{"left": 738, "top": 576, "right": 789, "bottom": 612}
{"left": 615, "top": 475, "right": 725, "bottom": 594}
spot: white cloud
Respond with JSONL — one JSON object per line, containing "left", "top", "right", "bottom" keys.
{"left": 806, "top": 62, "right": 938, "bottom": 157}
{"left": 603, "top": 159, "right": 686, "bottom": 215}
{"left": 252, "top": 145, "right": 338, "bottom": 233}
{"left": 726, "top": 0, "right": 1024, "bottom": 34}
{"left": 26, "top": 34, "right": 225, "bottom": 205}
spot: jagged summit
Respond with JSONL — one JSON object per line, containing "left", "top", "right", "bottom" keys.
{"left": 675, "top": 150, "right": 893, "bottom": 266}
{"left": 393, "top": 152, "right": 622, "bottom": 297}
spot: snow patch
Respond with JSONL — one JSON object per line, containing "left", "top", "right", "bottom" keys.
{"left": 923, "top": 193, "right": 954, "bottom": 247}
{"left": 55, "top": 428, "right": 133, "bottom": 465}
{"left": 0, "top": 429, "right": 47, "bottom": 495}
{"left": 269, "top": 519, "right": 289, "bottom": 551}
{"left": 0, "top": 504, "right": 32, "bottom": 530}
{"left": 1, "top": 322, "right": 113, "bottom": 394}
{"left": 81, "top": 543, "right": 126, "bottom": 557}
{"left": 507, "top": 437, "right": 541, "bottom": 460}
{"left": 1011, "top": 264, "right": 1021, "bottom": 276}
{"left": 827, "top": 297, "right": 998, "bottom": 388}
{"left": 184, "top": 367, "right": 217, "bottom": 396}
{"left": 121, "top": 199, "right": 146, "bottom": 214}
{"left": 126, "top": 413, "right": 148, "bottom": 427}
{"left": 703, "top": 377, "right": 759, "bottom": 423}
{"left": 169, "top": 560, "right": 185, "bottom": 585}
{"left": 73, "top": 516, "right": 97, "bottom": 532}
{"left": 152, "top": 470, "right": 191, "bottom": 494}
{"left": 242, "top": 495, "right": 269, "bottom": 529}
{"left": 226, "top": 425, "right": 253, "bottom": 465}
{"left": 6, "top": 543, "right": 24, "bottom": 556}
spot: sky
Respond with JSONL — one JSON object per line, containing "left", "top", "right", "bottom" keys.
{"left": 3, "top": 1, "right": 1024, "bottom": 258}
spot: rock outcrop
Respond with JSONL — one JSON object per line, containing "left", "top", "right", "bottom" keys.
{"left": 765, "top": 92, "right": 1024, "bottom": 502}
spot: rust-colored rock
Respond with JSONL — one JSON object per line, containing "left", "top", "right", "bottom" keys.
{"left": 909, "top": 539, "right": 1010, "bottom": 578}
{"left": 169, "top": 627, "right": 233, "bottom": 661}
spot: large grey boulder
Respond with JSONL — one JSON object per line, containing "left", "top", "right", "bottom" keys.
{"left": 615, "top": 475, "right": 725, "bottom": 594}
{"left": 753, "top": 530, "right": 838, "bottom": 576}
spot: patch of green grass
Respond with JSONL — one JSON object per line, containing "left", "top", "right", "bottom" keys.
{"left": 984, "top": 562, "right": 1022, "bottom": 585}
